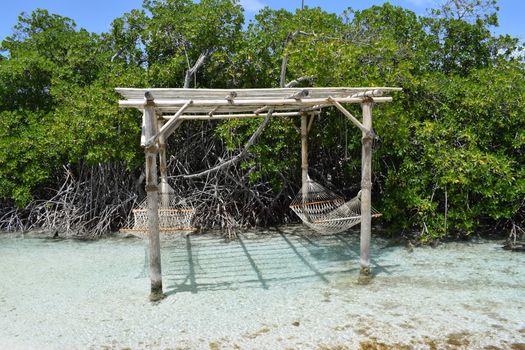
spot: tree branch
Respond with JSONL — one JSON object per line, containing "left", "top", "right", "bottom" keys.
{"left": 285, "top": 75, "right": 315, "bottom": 88}
{"left": 110, "top": 47, "right": 124, "bottom": 62}
{"left": 183, "top": 49, "right": 214, "bottom": 88}
{"left": 179, "top": 110, "right": 274, "bottom": 179}
{"left": 280, "top": 31, "right": 316, "bottom": 88}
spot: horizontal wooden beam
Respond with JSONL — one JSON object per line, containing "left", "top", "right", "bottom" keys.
{"left": 119, "top": 96, "right": 393, "bottom": 109}
{"left": 116, "top": 87, "right": 403, "bottom": 101}
{"left": 162, "top": 111, "right": 320, "bottom": 120}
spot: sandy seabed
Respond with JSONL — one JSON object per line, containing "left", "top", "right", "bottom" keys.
{"left": 0, "top": 226, "right": 524, "bottom": 350}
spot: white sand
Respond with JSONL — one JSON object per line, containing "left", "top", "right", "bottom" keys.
{"left": 0, "top": 226, "right": 524, "bottom": 349}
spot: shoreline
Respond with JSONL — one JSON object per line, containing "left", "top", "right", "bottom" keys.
{"left": 0, "top": 225, "right": 516, "bottom": 246}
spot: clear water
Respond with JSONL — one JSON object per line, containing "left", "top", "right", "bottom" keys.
{"left": 0, "top": 226, "right": 524, "bottom": 349}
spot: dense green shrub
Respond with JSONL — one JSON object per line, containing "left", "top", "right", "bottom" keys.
{"left": 1, "top": 1, "right": 523, "bottom": 239}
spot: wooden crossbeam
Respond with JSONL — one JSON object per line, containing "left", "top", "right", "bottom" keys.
{"left": 119, "top": 96, "right": 393, "bottom": 109}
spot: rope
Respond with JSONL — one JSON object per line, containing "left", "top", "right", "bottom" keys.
{"left": 120, "top": 183, "right": 195, "bottom": 240}
{"left": 289, "top": 176, "right": 380, "bottom": 235}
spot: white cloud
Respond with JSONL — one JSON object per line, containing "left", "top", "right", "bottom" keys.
{"left": 239, "top": 0, "right": 265, "bottom": 12}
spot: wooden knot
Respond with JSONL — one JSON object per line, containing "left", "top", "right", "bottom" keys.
{"left": 288, "top": 89, "right": 309, "bottom": 100}
{"left": 225, "top": 91, "right": 237, "bottom": 103}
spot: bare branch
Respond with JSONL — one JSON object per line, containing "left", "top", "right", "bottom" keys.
{"left": 180, "top": 110, "right": 274, "bottom": 179}
{"left": 285, "top": 75, "right": 315, "bottom": 88}
{"left": 110, "top": 48, "right": 124, "bottom": 62}
{"left": 280, "top": 31, "right": 316, "bottom": 88}
{"left": 183, "top": 49, "right": 215, "bottom": 88}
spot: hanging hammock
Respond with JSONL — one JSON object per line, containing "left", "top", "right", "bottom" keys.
{"left": 290, "top": 176, "right": 381, "bottom": 235}
{"left": 121, "top": 184, "right": 195, "bottom": 240}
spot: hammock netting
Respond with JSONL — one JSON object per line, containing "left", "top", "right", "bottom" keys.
{"left": 290, "top": 177, "right": 381, "bottom": 235}
{"left": 121, "top": 187, "right": 195, "bottom": 240}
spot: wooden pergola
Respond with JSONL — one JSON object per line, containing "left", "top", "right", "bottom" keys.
{"left": 117, "top": 87, "right": 401, "bottom": 301}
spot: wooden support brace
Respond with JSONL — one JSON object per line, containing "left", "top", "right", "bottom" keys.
{"left": 145, "top": 100, "right": 192, "bottom": 147}
{"left": 208, "top": 105, "right": 220, "bottom": 116}
{"left": 254, "top": 105, "right": 269, "bottom": 115}
{"left": 329, "top": 97, "right": 370, "bottom": 135}
{"left": 300, "top": 113, "right": 309, "bottom": 188}
{"left": 307, "top": 113, "right": 315, "bottom": 133}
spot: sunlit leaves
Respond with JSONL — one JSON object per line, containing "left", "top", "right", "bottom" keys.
{"left": 0, "top": 1, "right": 523, "bottom": 239}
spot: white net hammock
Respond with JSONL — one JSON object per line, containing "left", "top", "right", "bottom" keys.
{"left": 290, "top": 176, "right": 381, "bottom": 235}
{"left": 121, "top": 186, "right": 195, "bottom": 240}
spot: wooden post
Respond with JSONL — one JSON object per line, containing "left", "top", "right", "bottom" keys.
{"left": 360, "top": 100, "right": 373, "bottom": 277}
{"left": 158, "top": 120, "right": 171, "bottom": 208}
{"left": 300, "top": 113, "right": 309, "bottom": 189}
{"left": 143, "top": 92, "right": 165, "bottom": 301}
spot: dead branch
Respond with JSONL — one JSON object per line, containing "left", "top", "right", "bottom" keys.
{"left": 0, "top": 162, "right": 139, "bottom": 238}
{"left": 180, "top": 109, "right": 274, "bottom": 179}
{"left": 285, "top": 76, "right": 315, "bottom": 88}
{"left": 183, "top": 49, "right": 214, "bottom": 88}
{"left": 280, "top": 31, "right": 316, "bottom": 88}
{"left": 110, "top": 48, "right": 124, "bottom": 62}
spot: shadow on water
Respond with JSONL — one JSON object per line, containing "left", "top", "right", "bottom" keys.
{"left": 238, "top": 234, "right": 269, "bottom": 290}
{"left": 276, "top": 229, "right": 329, "bottom": 283}
{"left": 161, "top": 227, "right": 381, "bottom": 295}
{"left": 333, "top": 233, "right": 397, "bottom": 276}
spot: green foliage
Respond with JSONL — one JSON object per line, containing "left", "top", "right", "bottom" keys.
{"left": 0, "top": 0, "right": 523, "bottom": 239}
{"left": 0, "top": 10, "right": 143, "bottom": 206}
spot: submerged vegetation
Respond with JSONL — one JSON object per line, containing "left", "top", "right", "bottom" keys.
{"left": 0, "top": 0, "right": 523, "bottom": 240}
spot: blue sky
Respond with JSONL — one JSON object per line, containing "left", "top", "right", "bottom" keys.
{"left": 0, "top": 0, "right": 523, "bottom": 42}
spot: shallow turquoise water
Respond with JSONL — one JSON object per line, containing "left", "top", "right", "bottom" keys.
{"left": 0, "top": 226, "right": 524, "bottom": 349}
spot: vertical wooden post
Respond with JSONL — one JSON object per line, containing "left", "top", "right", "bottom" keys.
{"left": 158, "top": 120, "right": 170, "bottom": 208}
{"left": 360, "top": 100, "right": 373, "bottom": 276}
{"left": 300, "top": 113, "right": 309, "bottom": 189}
{"left": 143, "top": 92, "right": 165, "bottom": 301}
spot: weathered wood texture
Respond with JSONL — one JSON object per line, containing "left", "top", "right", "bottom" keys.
{"left": 301, "top": 113, "right": 309, "bottom": 189}
{"left": 143, "top": 97, "right": 165, "bottom": 302}
{"left": 158, "top": 120, "right": 171, "bottom": 208}
{"left": 145, "top": 101, "right": 191, "bottom": 147}
{"left": 360, "top": 101, "right": 373, "bottom": 276}
{"left": 116, "top": 87, "right": 400, "bottom": 115}
{"left": 118, "top": 96, "right": 394, "bottom": 115}
{"left": 162, "top": 111, "right": 313, "bottom": 120}
{"left": 116, "top": 87, "right": 399, "bottom": 100}
{"left": 330, "top": 98, "right": 368, "bottom": 134}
